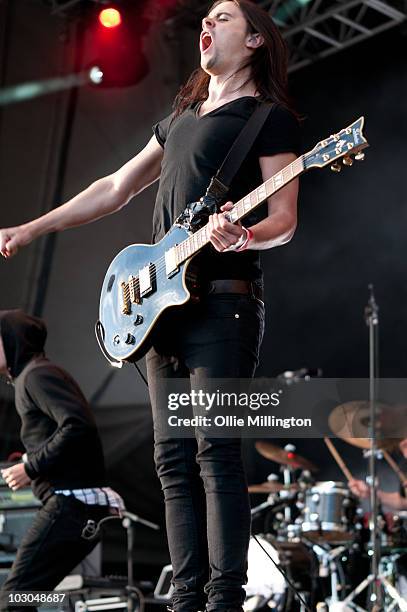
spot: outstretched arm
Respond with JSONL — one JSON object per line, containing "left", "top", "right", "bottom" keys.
{"left": 0, "top": 135, "right": 163, "bottom": 258}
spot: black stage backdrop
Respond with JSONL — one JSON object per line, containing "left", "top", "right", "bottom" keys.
{"left": 257, "top": 29, "right": 407, "bottom": 381}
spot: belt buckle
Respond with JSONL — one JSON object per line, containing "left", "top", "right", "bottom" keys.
{"left": 208, "top": 281, "right": 216, "bottom": 295}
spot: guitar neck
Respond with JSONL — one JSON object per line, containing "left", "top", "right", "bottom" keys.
{"left": 175, "top": 155, "right": 305, "bottom": 263}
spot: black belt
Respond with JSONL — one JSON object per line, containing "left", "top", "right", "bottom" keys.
{"left": 207, "top": 279, "right": 263, "bottom": 301}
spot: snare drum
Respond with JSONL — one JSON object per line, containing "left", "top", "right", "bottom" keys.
{"left": 301, "top": 481, "right": 357, "bottom": 543}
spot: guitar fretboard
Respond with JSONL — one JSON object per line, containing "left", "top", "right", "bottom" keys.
{"left": 175, "top": 155, "right": 304, "bottom": 264}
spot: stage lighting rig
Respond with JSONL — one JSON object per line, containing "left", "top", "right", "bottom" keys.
{"left": 42, "top": 0, "right": 181, "bottom": 87}
{"left": 43, "top": 1, "right": 132, "bottom": 20}
{"left": 83, "top": 2, "right": 150, "bottom": 87}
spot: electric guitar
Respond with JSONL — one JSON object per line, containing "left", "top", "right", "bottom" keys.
{"left": 96, "top": 116, "right": 368, "bottom": 366}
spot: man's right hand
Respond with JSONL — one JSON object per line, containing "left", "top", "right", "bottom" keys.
{"left": 0, "top": 226, "right": 32, "bottom": 258}
{"left": 349, "top": 478, "right": 370, "bottom": 499}
{"left": 1, "top": 463, "right": 31, "bottom": 490}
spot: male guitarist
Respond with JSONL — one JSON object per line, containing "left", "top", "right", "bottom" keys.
{"left": 0, "top": 2, "right": 300, "bottom": 611}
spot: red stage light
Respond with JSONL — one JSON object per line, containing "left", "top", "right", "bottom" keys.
{"left": 287, "top": 452, "right": 295, "bottom": 460}
{"left": 99, "top": 8, "right": 122, "bottom": 29}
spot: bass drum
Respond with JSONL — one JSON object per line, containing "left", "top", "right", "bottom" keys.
{"left": 244, "top": 535, "right": 317, "bottom": 611}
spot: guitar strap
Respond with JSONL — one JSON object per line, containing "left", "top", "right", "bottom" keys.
{"left": 205, "top": 101, "right": 276, "bottom": 201}
{"left": 177, "top": 101, "right": 275, "bottom": 231}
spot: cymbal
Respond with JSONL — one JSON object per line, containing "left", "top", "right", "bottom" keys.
{"left": 255, "top": 441, "right": 318, "bottom": 472}
{"left": 328, "top": 401, "right": 406, "bottom": 450}
{"left": 248, "top": 481, "right": 298, "bottom": 494}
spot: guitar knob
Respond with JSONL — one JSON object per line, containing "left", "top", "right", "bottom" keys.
{"left": 355, "top": 152, "right": 365, "bottom": 161}
{"left": 342, "top": 156, "right": 353, "bottom": 166}
{"left": 330, "top": 162, "right": 341, "bottom": 172}
{"left": 124, "top": 333, "right": 135, "bottom": 345}
{"left": 134, "top": 315, "right": 143, "bottom": 326}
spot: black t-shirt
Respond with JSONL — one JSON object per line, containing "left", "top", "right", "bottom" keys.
{"left": 152, "top": 96, "right": 300, "bottom": 283}
{"left": 401, "top": 464, "right": 407, "bottom": 498}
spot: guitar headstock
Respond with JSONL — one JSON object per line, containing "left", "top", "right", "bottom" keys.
{"left": 304, "top": 116, "right": 369, "bottom": 172}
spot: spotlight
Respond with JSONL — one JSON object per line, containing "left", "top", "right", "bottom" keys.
{"left": 98, "top": 7, "right": 122, "bottom": 29}
{"left": 89, "top": 66, "right": 103, "bottom": 85}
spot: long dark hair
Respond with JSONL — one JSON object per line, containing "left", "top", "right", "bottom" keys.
{"left": 173, "top": 0, "right": 294, "bottom": 117}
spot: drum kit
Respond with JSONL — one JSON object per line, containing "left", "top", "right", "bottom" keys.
{"left": 245, "top": 401, "right": 407, "bottom": 612}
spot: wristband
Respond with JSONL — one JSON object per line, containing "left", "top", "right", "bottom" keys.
{"left": 235, "top": 227, "right": 253, "bottom": 252}
{"left": 224, "top": 227, "right": 246, "bottom": 252}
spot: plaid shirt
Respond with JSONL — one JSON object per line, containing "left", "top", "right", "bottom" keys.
{"left": 54, "top": 487, "right": 125, "bottom": 513}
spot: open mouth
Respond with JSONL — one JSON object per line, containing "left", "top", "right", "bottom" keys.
{"left": 200, "top": 31, "right": 213, "bottom": 53}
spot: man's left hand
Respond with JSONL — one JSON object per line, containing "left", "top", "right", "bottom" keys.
{"left": 1, "top": 463, "right": 31, "bottom": 491}
{"left": 208, "top": 202, "right": 246, "bottom": 252}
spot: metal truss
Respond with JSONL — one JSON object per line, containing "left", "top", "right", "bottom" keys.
{"left": 173, "top": 0, "right": 407, "bottom": 72}
{"left": 41, "top": 0, "right": 109, "bottom": 17}
{"left": 262, "top": 0, "right": 407, "bottom": 72}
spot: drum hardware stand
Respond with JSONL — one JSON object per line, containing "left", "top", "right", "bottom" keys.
{"left": 377, "top": 552, "right": 407, "bottom": 612}
{"left": 122, "top": 510, "right": 160, "bottom": 612}
{"left": 281, "top": 445, "right": 297, "bottom": 524}
{"left": 250, "top": 470, "right": 298, "bottom": 530}
{"left": 344, "top": 285, "right": 406, "bottom": 612}
{"left": 250, "top": 496, "right": 275, "bottom": 517}
{"left": 250, "top": 494, "right": 288, "bottom": 517}
{"left": 250, "top": 473, "right": 286, "bottom": 517}
{"left": 342, "top": 562, "right": 407, "bottom": 612}
{"left": 312, "top": 544, "right": 348, "bottom": 607}
{"left": 75, "top": 511, "right": 159, "bottom": 612}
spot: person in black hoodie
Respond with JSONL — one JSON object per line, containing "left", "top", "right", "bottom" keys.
{"left": 0, "top": 310, "right": 123, "bottom": 611}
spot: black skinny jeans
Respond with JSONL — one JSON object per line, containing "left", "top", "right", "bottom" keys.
{"left": 0, "top": 495, "right": 108, "bottom": 612}
{"left": 146, "top": 293, "right": 265, "bottom": 612}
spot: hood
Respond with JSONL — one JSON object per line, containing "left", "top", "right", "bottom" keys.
{"left": 0, "top": 310, "right": 47, "bottom": 378}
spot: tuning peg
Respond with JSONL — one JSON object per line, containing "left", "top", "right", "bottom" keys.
{"left": 355, "top": 152, "right": 365, "bottom": 161}
{"left": 342, "top": 156, "right": 353, "bottom": 167}
{"left": 330, "top": 162, "right": 342, "bottom": 173}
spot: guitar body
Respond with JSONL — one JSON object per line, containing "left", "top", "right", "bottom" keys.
{"left": 98, "top": 224, "right": 192, "bottom": 363}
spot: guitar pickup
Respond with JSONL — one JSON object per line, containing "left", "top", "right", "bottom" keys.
{"left": 139, "top": 264, "right": 155, "bottom": 297}
{"left": 129, "top": 275, "right": 141, "bottom": 304}
{"left": 165, "top": 246, "right": 179, "bottom": 278}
